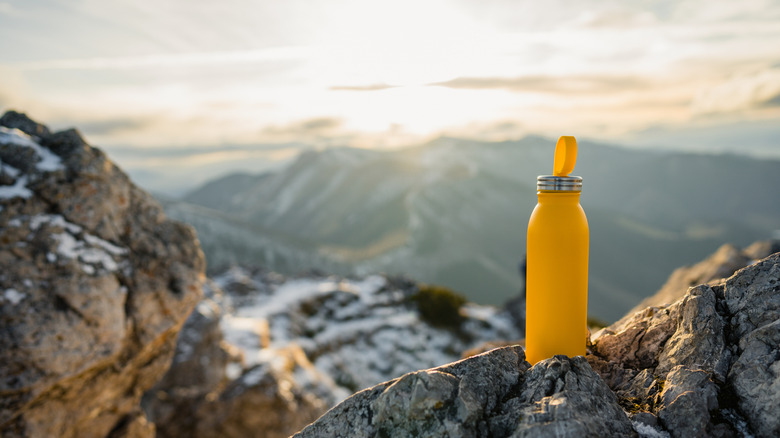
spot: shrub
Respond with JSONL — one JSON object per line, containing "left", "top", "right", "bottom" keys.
{"left": 587, "top": 316, "right": 609, "bottom": 329}
{"left": 410, "top": 284, "right": 467, "bottom": 328}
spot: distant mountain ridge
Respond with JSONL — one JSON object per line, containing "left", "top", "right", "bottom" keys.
{"left": 167, "top": 136, "right": 780, "bottom": 321}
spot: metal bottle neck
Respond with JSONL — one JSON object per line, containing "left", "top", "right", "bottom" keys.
{"left": 536, "top": 175, "right": 582, "bottom": 192}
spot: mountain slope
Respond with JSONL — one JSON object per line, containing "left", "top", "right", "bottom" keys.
{"left": 172, "top": 137, "right": 780, "bottom": 321}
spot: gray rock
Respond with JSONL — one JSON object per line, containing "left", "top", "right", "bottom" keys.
{"left": 40, "top": 128, "right": 88, "bottom": 158}
{"left": 510, "top": 356, "right": 637, "bottom": 438}
{"left": 656, "top": 285, "right": 730, "bottom": 381}
{"left": 0, "top": 143, "right": 39, "bottom": 172}
{"left": 295, "top": 347, "right": 636, "bottom": 438}
{"left": 287, "top": 245, "right": 780, "bottom": 438}
{"left": 0, "top": 112, "right": 205, "bottom": 437}
{"left": 657, "top": 366, "right": 719, "bottom": 438}
{"left": 0, "top": 111, "right": 51, "bottom": 137}
{"left": 722, "top": 255, "right": 780, "bottom": 438}
{"left": 591, "top": 251, "right": 780, "bottom": 438}
{"left": 619, "top": 240, "right": 779, "bottom": 327}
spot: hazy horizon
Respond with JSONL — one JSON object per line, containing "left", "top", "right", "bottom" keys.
{"left": 2, "top": 0, "right": 780, "bottom": 193}
{"left": 108, "top": 133, "right": 780, "bottom": 197}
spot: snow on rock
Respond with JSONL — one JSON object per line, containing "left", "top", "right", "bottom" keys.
{"left": 213, "top": 266, "right": 521, "bottom": 395}
{"left": 7, "top": 213, "right": 129, "bottom": 276}
{"left": 149, "top": 267, "right": 521, "bottom": 438}
{"left": 1, "top": 111, "right": 205, "bottom": 438}
{"left": 0, "top": 127, "right": 63, "bottom": 171}
{"left": 0, "top": 126, "right": 64, "bottom": 202}
{"left": 0, "top": 175, "right": 32, "bottom": 200}
{"left": 633, "top": 421, "right": 671, "bottom": 438}
{"left": 2, "top": 288, "right": 26, "bottom": 305}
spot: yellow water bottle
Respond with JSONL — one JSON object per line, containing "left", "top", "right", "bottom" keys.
{"left": 525, "top": 136, "right": 589, "bottom": 365}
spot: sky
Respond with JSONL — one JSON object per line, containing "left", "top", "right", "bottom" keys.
{"left": 1, "top": 0, "right": 780, "bottom": 194}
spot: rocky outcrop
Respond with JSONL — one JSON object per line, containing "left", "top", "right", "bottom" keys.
{"left": 293, "top": 251, "right": 780, "bottom": 437}
{"left": 144, "top": 278, "right": 337, "bottom": 438}
{"left": 621, "top": 240, "right": 780, "bottom": 322}
{"left": 145, "top": 266, "right": 521, "bottom": 437}
{"left": 0, "top": 111, "right": 205, "bottom": 437}
{"left": 590, "top": 252, "right": 780, "bottom": 437}
{"left": 294, "top": 347, "right": 637, "bottom": 438}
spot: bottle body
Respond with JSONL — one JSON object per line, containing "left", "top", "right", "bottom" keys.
{"left": 525, "top": 191, "right": 589, "bottom": 365}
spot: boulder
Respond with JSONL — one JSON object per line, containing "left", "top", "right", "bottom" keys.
{"left": 294, "top": 347, "right": 637, "bottom": 438}
{"left": 0, "top": 111, "right": 205, "bottom": 437}
{"left": 591, "top": 252, "right": 780, "bottom": 437}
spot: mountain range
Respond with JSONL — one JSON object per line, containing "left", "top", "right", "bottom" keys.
{"left": 163, "top": 136, "right": 780, "bottom": 321}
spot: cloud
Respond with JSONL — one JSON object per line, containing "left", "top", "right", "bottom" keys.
{"left": 691, "top": 67, "right": 780, "bottom": 114}
{"left": 329, "top": 83, "right": 397, "bottom": 91}
{"left": 436, "top": 120, "right": 527, "bottom": 142}
{"left": 258, "top": 117, "right": 345, "bottom": 143}
{"left": 429, "top": 75, "right": 649, "bottom": 94}
{"left": 628, "top": 117, "right": 780, "bottom": 158}
{"left": 5, "top": 47, "right": 311, "bottom": 71}
{"left": 75, "top": 117, "right": 153, "bottom": 136}
{"left": 575, "top": 9, "right": 658, "bottom": 29}
{"left": 0, "top": 2, "right": 15, "bottom": 16}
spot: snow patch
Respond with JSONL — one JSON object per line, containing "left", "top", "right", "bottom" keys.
{"left": 84, "top": 234, "right": 129, "bottom": 256}
{"left": 217, "top": 266, "right": 520, "bottom": 395}
{"left": 30, "top": 214, "right": 82, "bottom": 233}
{"left": 0, "top": 175, "right": 32, "bottom": 199}
{"left": 52, "top": 232, "right": 123, "bottom": 273}
{"left": 0, "top": 127, "right": 63, "bottom": 172}
{"left": 0, "top": 161, "right": 20, "bottom": 178}
{"left": 20, "top": 214, "right": 131, "bottom": 274}
{"left": 632, "top": 421, "right": 670, "bottom": 438}
{"left": 3, "top": 288, "right": 26, "bottom": 305}
{"left": 7, "top": 218, "right": 22, "bottom": 227}
{"left": 241, "top": 364, "right": 269, "bottom": 386}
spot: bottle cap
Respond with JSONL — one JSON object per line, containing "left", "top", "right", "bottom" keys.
{"left": 537, "top": 175, "right": 582, "bottom": 191}
{"left": 553, "top": 136, "right": 577, "bottom": 177}
{"left": 538, "top": 135, "right": 582, "bottom": 191}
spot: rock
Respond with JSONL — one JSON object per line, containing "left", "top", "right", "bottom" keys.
{"left": 0, "top": 112, "right": 205, "bottom": 437}
{"left": 0, "top": 110, "right": 51, "bottom": 138}
{"left": 143, "top": 280, "right": 233, "bottom": 438}
{"left": 620, "top": 240, "right": 780, "bottom": 323}
{"left": 591, "top": 251, "right": 780, "bottom": 437}
{"left": 722, "top": 255, "right": 780, "bottom": 438}
{"left": 190, "top": 351, "right": 335, "bottom": 438}
{"left": 145, "top": 274, "right": 350, "bottom": 438}
{"left": 657, "top": 366, "right": 719, "bottom": 438}
{"left": 655, "top": 285, "right": 730, "bottom": 381}
{"left": 297, "top": 249, "right": 780, "bottom": 438}
{"left": 147, "top": 266, "right": 520, "bottom": 437}
{"left": 211, "top": 267, "right": 520, "bottom": 394}
{"left": 295, "top": 347, "right": 636, "bottom": 438}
